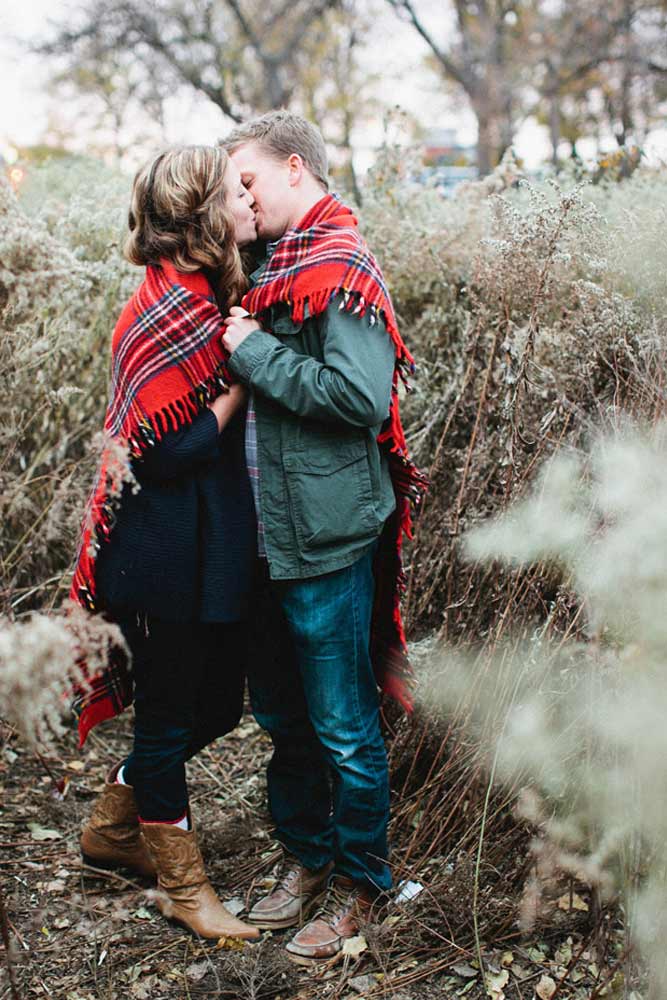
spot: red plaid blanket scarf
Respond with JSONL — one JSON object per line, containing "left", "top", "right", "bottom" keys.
{"left": 243, "top": 193, "right": 428, "bottom": 712}
{"left": 70, "top": 261, "right": 231, "bottom": 745}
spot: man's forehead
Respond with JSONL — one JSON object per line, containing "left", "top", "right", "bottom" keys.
{"left": 230, "top": 142, "right": 262, "bottom": 169}
{"left": 231, "top": 142, "right": 283, "bottom": 176}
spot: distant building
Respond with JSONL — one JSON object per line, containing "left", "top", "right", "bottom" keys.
{"left": 422, "top": 127, "right": 475, "bottom": 167}
{"left": 419, "top": 127, "right": 478, "bottom": 193}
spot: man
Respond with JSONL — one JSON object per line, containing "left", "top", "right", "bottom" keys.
{"left": 220, "top": 111, "right": 426, "bottom": 964}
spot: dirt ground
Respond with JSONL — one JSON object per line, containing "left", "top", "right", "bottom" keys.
{"left": 1, "top": 713, "right": 625, "bottom": 1000}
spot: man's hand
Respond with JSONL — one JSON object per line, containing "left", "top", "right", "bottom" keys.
{"left": 222, "top": 306, "right": 262, "bottom": 354}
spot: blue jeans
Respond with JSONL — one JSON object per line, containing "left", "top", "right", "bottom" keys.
{"left": 117, "top": 616, "right": 246, "bottom": 820}
{"left": 248, "top": 546, "right": 391, "bottom": 894}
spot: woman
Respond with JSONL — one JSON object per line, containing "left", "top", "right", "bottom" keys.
{"left": 70, "top": 145, "right": 260, "bottom": 941}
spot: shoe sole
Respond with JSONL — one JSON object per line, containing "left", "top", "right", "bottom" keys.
{"left": 285, "top": 947, "right": 339, "bottom": 966}
{"left": 247, "top": 888, "right": 328, "bottom": 930}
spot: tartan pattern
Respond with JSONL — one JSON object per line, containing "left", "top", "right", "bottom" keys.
{"left": 69, "top": 262, "right": 231, "bottom": 746}
{"left": 242, "top": 194, "right": 428, "bottom": 711}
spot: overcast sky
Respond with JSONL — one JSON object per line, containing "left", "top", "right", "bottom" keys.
{"left": 2, "top": 0, "right": 665, "bottom": 174}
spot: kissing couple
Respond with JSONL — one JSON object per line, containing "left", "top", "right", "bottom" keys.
{"left": 70, "top": 111, "right": 426, "bottom": 964}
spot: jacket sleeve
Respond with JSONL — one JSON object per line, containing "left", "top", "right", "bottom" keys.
{"left": 227, "top": 294, "right": 395, "bottom": 428}
{"left": 134, "top": 408, "right": 221, "bottom": 483}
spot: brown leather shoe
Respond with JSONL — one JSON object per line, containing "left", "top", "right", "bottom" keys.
{"left": 285, "top": 875, "right": 377, "bottom": 964}
{"left": 80, "top": 764, "right": 156, "bottom": 878}
{"left": 140, "top": 818, "right": 260, "bottom": 941}
{"left": 247, "top": 852, "right": 333, "bottom": 930}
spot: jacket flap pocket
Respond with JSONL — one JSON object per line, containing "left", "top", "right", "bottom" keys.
{"left": 283, "top": 438, "right": 366, "bottom": 474}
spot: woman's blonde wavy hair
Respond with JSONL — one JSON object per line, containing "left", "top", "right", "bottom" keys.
{"left": 124, "top": 145, "right": 248, "bottom": 313}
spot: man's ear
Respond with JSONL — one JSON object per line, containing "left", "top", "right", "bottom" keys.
{"left": 287, "top": 153, "right": 305, "bottom": 187}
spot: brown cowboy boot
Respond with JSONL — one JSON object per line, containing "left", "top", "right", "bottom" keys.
{"left": 140, "top": 818, "right": 260, "bottom": 941}
{"left": 80, "top": 764, "right": 156, "bottom": 878}
{"left": 285, "top": 875, "right": 378, "bottom": 964}
{"left": 247, "top": 851, "right": 333, "bottom": 929}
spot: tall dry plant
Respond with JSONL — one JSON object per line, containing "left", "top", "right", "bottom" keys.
{"left": 361, "top": 152, "right": 667, "bottom": 645}
{"left": 0, "top": 167, "right": 133, "bottom": 615}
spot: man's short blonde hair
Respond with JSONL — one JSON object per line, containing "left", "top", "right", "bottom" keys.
{"left": 221, "top": 111, "right": 329, "bottom": 190}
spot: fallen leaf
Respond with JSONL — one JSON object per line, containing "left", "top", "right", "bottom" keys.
{"left": 485, "top": 968, "right": 509, "bottom": 998}
{"left": 133, "top": 907, "right": 153, "bottom": 920}
{"left": 28, "top": 822, "right": 61, "bottom": 841}
{"left": 215, "top": 936, "right": 245, "bottom": 951}
{"left": 501, "top": 951, "right": 514, "bottom": 967}
{"left": 555, "top": 942, "right": 573, "bottom": 965}
{"left": 185, "top": 961, "right": 208, "bottom": 983}
{"left": 67, "top": 761, "right": 86, "bottom": 772}
{"left": 348, "top": 974, "right": 376, "bottom": 994}
{"left": 44, "top": 879, "right": 66, "bottom": 892}
{"left": 453, "top": 963, "right": 478, "bottom": 979}
{"left": 557, "top": 892, "right": 588, "bottom": 912}
{"left": 528, "top": 946, "right": 547, "bottom": 962}
{"left": 342, "top": 934, "right": 368, "bottom": 959}
{"left": 222, "top": 897, "right": 245, "bottom": 917}
{"left": 54, "top": 917, "right": 71, "bottom": 929}
{"left": 536, "top": 974, "right": 557, "bottom": 1000}
{"left": 394, "top": 959, "right": 419, "bottom": 973}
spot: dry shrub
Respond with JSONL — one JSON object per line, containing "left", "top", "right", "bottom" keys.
{"left": 0, "top": 603, "right": 125, "bottom": 746}
{"left": 361, "top": 153, "right": 667, "bottom": 643}
{"left": 0, "top": 166, "right": 134, "bottom": 614}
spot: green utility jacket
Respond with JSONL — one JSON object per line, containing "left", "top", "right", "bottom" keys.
{"left": 228, "top": 292, "right": 397, "bottom": 579}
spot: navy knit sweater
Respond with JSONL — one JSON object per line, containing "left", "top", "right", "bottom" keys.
{"left": 94, "top": 406, "right": 256, "bottom": 623}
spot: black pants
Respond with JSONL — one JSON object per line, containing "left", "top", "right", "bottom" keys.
{"left": 118, "top": 615, "right": 245, "bottom": 820}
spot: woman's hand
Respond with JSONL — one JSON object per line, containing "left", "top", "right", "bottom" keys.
{"left": 222, "top": 306, "right": 261, "bottom": 354}
{"left": 208, "top": 382, "right": 247, "bottom": 433}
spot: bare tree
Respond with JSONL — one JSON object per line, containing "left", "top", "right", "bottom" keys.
{"left": 36, "top": 0, "right": 389, "bottom": 178}
{"left": 38, "top": 0, "right": 345, "bottom": 134}
{"left": 384, "top": 0, "right": 540, "bottom": 175}
{"left": 535, "top": 0, "right": 667, "bottom": 165}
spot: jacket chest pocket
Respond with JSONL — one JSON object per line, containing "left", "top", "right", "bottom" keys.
{"left": 283, "top": 440, "right": 381, "bottom": 550}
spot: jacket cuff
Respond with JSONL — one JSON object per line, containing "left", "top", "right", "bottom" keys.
{"left": 228, "top": 329, "right": 277, "bottom": 383}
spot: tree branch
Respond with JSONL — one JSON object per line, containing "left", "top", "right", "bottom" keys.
{"left": 385, "top": 0, "right": 468, "bottom": 88}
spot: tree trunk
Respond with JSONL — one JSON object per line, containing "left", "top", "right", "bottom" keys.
{"left": 550, "top": 93, "right": 561, "bottom": 168}
{"left": 475, "top": 108, "right": 495, "bottom": 176}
